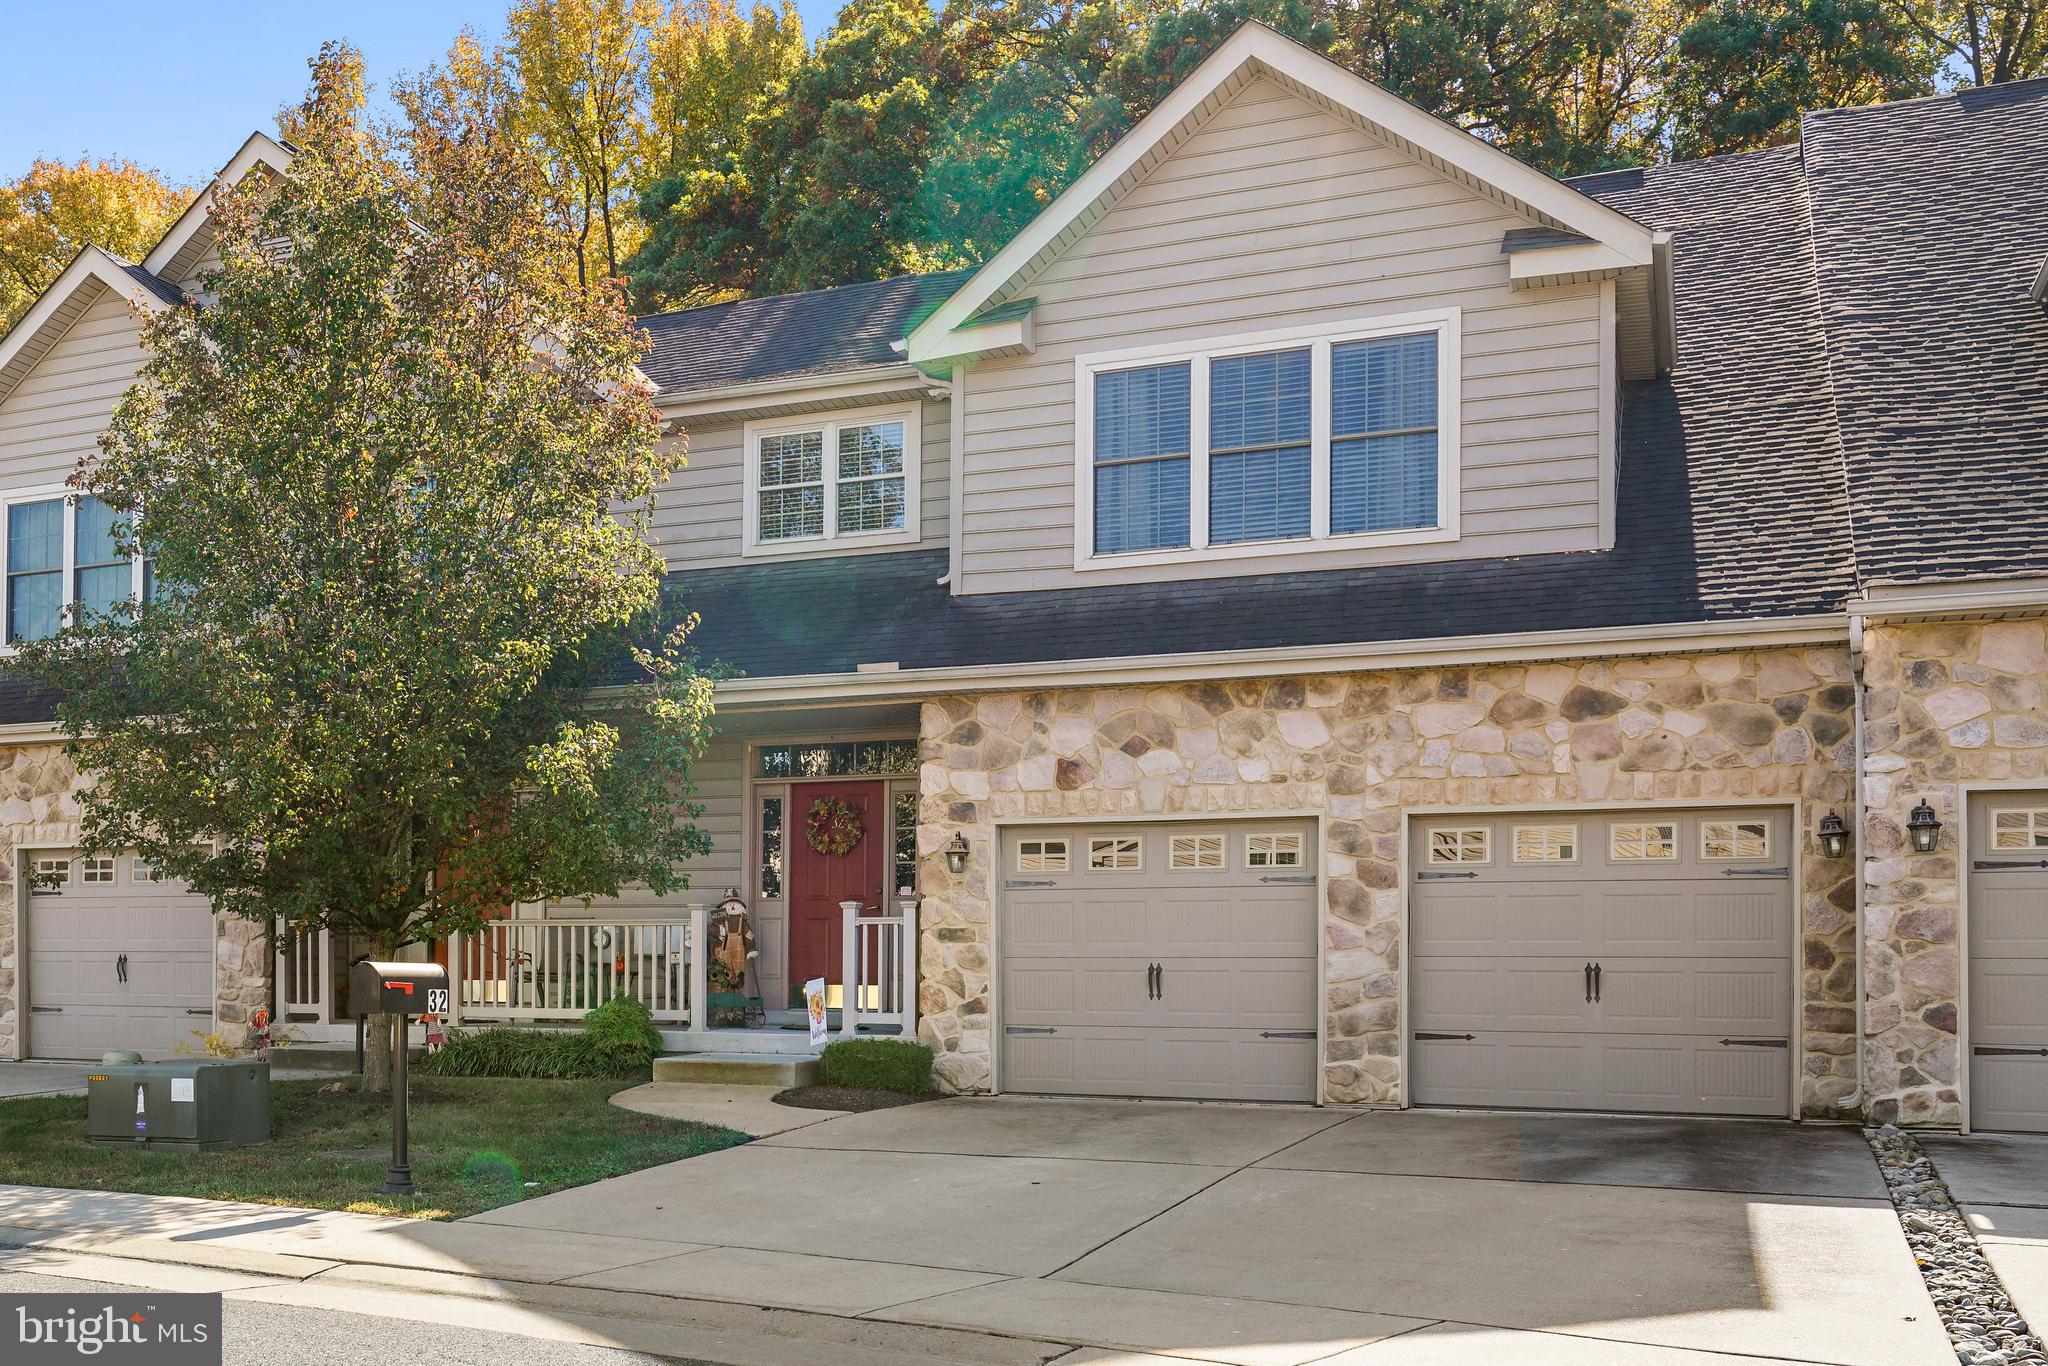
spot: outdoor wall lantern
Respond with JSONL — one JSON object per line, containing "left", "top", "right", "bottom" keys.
{"left": 943, "top": 833, "right": 971, "bottom": 875}
{"left": 1817, "top": 810, "right": 1849, "bottom": 860}
{"left": 1907, "top": 799, "right": 1943, "bottom": 854}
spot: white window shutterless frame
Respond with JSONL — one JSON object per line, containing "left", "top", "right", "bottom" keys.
{"left": 1072, "top": 308, "right": 1461, "bottom": 571}
{"left": 741, "top": 404, "right": 922, "bottom": 558}
{"left": 2, "top": 486, "right": 148, "bottom": 648}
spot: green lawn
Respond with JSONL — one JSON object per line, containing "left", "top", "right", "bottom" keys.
{"left": 0, "top": 1076, "right": 750, "bottom": 1220}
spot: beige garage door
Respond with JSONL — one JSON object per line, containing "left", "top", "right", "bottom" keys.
{"left": 26, "top": 851, "right": 215, "bottom": 1060}
{"left": 1410, "top": 809, "right": 1792, "bottom": 1117}
{"left": 1968, "top": 792, "right": 2048, "bottom": 1133}
{"left": 999, "top": 820, "right": 1319, "bottom": 1102}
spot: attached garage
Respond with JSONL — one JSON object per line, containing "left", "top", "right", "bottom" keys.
{"left": 1409, "top": 808, "right": 1793, "bottom": 1117}
{"left": 1967, "top": 792, "right": 2048, "bottom": 1133}
{"left": 24, "top": 850, "right": 215, "bottom": 1060}
{"left": 998, "top": 819, "right": 1319, "bottom": 1102}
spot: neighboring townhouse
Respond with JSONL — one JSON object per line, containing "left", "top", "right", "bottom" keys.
{"left": 0, "top": 26, "right": 2042, "bottom": 1132}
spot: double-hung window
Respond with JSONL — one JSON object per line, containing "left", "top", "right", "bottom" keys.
{"left": 1077, "top": 309, "right": 1458, "bottom": 566}
{"left": 5, "top": 491, "right": 143, "bottom": 645}
{"left": 743, "top": 406, "right": 920, "bottom": 555}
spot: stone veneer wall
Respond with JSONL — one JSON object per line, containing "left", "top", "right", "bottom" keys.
{"left": 0, "top": 742, "right": 268, "bottom": 1058}
{"left": 1860, "top": 619, "right": 2048, "bottom": 1127}
{"left": 917, "top": 648, "right": 1860, "bottom": 1113}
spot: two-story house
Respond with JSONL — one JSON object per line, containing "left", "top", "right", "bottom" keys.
{"left": 1, "top": 26, "right": 2043, "bottom": 1131}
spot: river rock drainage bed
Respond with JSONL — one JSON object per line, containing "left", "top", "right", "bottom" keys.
{"left": 1867, "top": 1123, "right": 2047, "bottom": 1366}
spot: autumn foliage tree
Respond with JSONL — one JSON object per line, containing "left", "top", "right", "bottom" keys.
{"left": 6, "top": 44, "right": 714, "bottom": 1089}
{"left": 0, "top": 157, "right": 188, "bottom": 325}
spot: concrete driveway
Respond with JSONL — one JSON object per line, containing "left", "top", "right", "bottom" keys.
{"left": 1928, "top": 1131, "right": 2048, "bottom": 1342}
{"left": 469, "top": 1100, "right": 1952, "bottom": 1365}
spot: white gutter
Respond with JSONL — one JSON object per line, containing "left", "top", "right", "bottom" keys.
{"left": 652, "top": 366, "right": 926, "bottom": 421}
{"left": 694, "top": 612, "right": 1850, "bottom": 708}
{"left": 1846, "top": 576, "right": 2048, "bottom": 620}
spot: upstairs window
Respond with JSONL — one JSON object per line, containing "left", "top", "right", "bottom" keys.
{"left": 1078, "top": 310, "right": 1458, "bottom": 568}
{"left": 743, "top": 406, "right": 920, "bottom": 556}
{"left": 6, "top": 492, "right": 143, "bottom": 644}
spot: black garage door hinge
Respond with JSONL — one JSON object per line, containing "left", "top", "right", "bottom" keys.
{"left": 1004, "top": 1026, "right": 1056, "bottom": 1035}
{"left": 1259, "top": 875, "right": 1316, "bottom": 884}
{"left": 1259, "top": 1030, "right": 1316, "bottom": 1040}
{"left": 1717, "top": 1038, "right": 1788, "bottom": 1048}
{"left": 1417, "top": 870, "right": 1479, "bottom": 881}
{"left": 1974, "top": 1045, "right": 2048, "bottom": 1057}
{"left": 1973, "top": 859, "right": 2048, "bottom": 871}
{"left": 1003, "top": 880, "right": 1056, "bottom": 889}
{"left": 1720, "top": 867, "right": 1790, "bottom": 878}
{"left": 1413, "top": 1031, "right": 1476, "bottom": 1041}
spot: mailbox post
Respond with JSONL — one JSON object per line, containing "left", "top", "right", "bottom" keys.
{"left": 350, "top": 961, "right": 450, "bottom": 1198}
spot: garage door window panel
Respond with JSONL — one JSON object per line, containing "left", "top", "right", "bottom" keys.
{"left": 1701, "top": 820, "right": 1771, "bottom": 860}
{"left": 1015, "top": 838, "right": 1069, "bottom": 873}
{"left": 1088, "top": 836, "right": 1142, "bottom": 871}
{"left": 1992, "top": 808, "right": 2048, "bottom": 850}
{"left": 1426, "top": 826, "right": 1490, "bottom": 865}
{"left": 1169, "top": 834, "right": 1226, "bottom": 870}
{"left": 1610, "top": 822, "right": 1677, "bottom": 861}
{"left": 1246, "top": 832, "right": 1303, "bottom": 868}
{"left": 1513, "top": 824, "right": 1580, "bottom": 864}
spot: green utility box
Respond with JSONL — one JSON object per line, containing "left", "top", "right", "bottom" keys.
{"left": 86, "top": 1060, "right": 271, "bottom": 1149}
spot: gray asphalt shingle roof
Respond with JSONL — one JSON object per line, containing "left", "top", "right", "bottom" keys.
{"left": 635, "top": 269, "right": 972, "bottom": 395}
{"left": 1798, "top": 78, "right": 2048, "bottom": 588}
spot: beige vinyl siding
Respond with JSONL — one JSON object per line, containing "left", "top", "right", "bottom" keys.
{"left": 649, "top": 398, "right": 951, "bottom": 569}
{"left": 0, "top": 288, "right": 146, "bottom": 490}
{"left": 958, "top": 76, "right": 1608, "bottom": 594}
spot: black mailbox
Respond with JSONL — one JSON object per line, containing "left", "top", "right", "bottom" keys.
{"left": 350, "top": 961, "right": 450, "bottom": 1019}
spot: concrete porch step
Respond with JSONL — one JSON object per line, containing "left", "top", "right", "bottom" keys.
{"left": 652, "top": 1053, "right": 820, "bottom": 1087}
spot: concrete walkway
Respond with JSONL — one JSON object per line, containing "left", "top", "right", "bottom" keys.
{"left": 1930, "top": 1131, "right": 2048, "bottom": 1337}
{"left": 0, "top": 1099, "right": 1973, "bottom": 1365}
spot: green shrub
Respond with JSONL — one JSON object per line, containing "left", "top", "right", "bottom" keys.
{"left": 423, "top": 997, "right": 662, "bottom": 1080}
{"left": 817, "top": 1037, "right": 935, "bottom": 1094}
{"left": 581, "top": 995, "right": 662, "bottom": 1073}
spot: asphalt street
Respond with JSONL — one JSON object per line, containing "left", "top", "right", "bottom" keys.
{"left": 0, "top": 1270, "right": 729, "bottom": 1366}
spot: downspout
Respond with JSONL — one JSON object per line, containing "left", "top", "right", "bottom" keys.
{"left": 1848, "top": 612, "right": 1867, "bottom": 1114}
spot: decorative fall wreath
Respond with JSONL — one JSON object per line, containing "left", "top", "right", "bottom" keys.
{"left": 806, "top": 796, "right": 864, "bottom": 856}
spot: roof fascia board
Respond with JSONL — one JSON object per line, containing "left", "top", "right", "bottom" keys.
{"left": 1507, "top": 240, "right": 1639, "bottom": 285}
{"left": 654, "top": 366, "right": 929, "bottom": 421}
{"left": 908, "top": 313, "right": 1034, "bottom": 367}
{"left": 0, "top": 247, "right": 175, "bottom": 407}
{"left": 142, "top": 131, "right": 294, "bottom": 277}
{"left": 906, "top": 24, "right": 1654, "bottom": 363}
{"left": 651, "top": 613, "right": 1850, "bottom": 707}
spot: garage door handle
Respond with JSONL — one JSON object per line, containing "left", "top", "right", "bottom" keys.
{"left": 1005, "top": 1026, "right": 1056, "bottom": 1035}
{"left": 1585, "top": 963, "right": 1594, "bottom": 1003}
{"left": 1717, "top": 1038, "right": 1788, "bottom": 1048}
{"left": 1592, "top": 962, "right": 1601, "bottom": 1003}
{"left": 1974, "top": 1046, "right": 2048, "bottom": 1057}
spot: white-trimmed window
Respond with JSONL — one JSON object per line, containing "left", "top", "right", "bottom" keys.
{"left": 1246, "top": 832, "right": 1304, "bottom": 868}
{"left": 1075, "top": 309, "right": 1459, "bottom": 568}
{"left": 5, "top": 490, "right": 145, "bottom": 645}
{"left": 1169, "top": 834, "right": 1226, "bottom": 870}
{"left": 132, "top": 857, "right": 164, "bottom": 884}
{"left": 30, "top": 855, "right": 68, "bottom": 892}
{"left": 1088, "top": 835, "right": 1142, "bottom": 871}
{"left": 1992, "top": 808, "right": 2048, "bottom": 850}
{"left": 742, "top": 406, "right": 920, "bottom": 555}
{"left": 1701, "top": 819, "right": 1771, "bottom": 860}
{"left": 81, "top": 856, "right": 116, "bottom": 884}
{"left": 1513, "top": 823, "right": 1579, "bottom": 864}
{"left": 1610, "top": 822, "right": 1677, "bottom": 861}
{"left": 1426, "top": 826, "right": 1490, "bottom": 865}
{"left": 1014, "top": 838, "right": 1069, "bottom": 873}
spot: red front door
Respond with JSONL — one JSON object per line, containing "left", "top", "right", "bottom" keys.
{"left": 789, "top": 781, "right": 888, "bottom": 1003}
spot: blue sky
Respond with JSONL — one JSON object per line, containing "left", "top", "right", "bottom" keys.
{"left": 0, "top": 0, "right": 847, "bottom": 187}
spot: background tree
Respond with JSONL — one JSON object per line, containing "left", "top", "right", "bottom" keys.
{"left": 1664, "top": 0, "right": 1935, "bottom": 159}
{"left": 0, "top": 157, "right": 188, "bottom": 325}
{"left": 1892, "top": 0, "right": 2047, "bottom": 85}
{"left": 507, "top": 0, "right": 655, "bottom": 286}
{"left": 7, "top": 42, "right": 715, "bottom": 1091}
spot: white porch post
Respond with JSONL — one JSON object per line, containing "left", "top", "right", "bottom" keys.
{"left": 898, "top": 898, "right": 919, "bottom": 1041}
{"left": 839, "top": 900, "right": 862, "bottom": 1039}
{"left": 447, "top": 932, "right": 463, "bottom": 1027}
{"left": 686, "top": 902, "right": 711, "bottom": 1036}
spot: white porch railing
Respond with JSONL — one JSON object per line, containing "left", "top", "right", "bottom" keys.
{"left": 840, "top": 899, "right": 919, "bottom": 1038}
{"left": 449, "top": 906, "right": 708, "bottom": 1030}
{"left": 276, "top": 926, "right": 333, "bottom": 1024}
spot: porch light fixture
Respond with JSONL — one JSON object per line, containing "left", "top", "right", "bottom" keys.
{"left": 1817, "top": 810, "right": 1849, "bottom": 861}
{"left": 1907, "top": 799, "right": 1943, "bottom": 854}
{"left": 943, "top": 833, "right": 971, "bottom": 875}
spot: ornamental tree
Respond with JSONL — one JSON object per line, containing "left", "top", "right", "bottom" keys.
{"left": 7, "top": 44, "right": 714, "bottom": 1089}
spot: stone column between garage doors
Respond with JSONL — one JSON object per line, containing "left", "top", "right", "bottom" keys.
{"left": 916, "top": 650, "right": 1859, "bottom": 1113}
{"left": 0, "top": 741, "right": 268, "bottom": 1058}
{"left": 1859, "top": 619, "right": 2048, "bottom": 1128}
